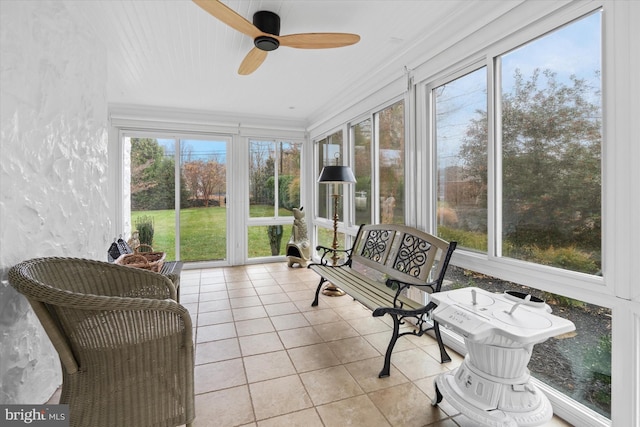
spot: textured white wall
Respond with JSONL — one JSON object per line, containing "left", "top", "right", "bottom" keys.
{"left": 0, "top": 0, "right": 110, "bottom": 404}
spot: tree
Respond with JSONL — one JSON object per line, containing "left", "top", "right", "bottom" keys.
{"left": 353, "top": 119, "right": 372, "bottom": 195}
{"left": 201, "top": 160, "right": 225, "bottom": 206}
{"left": 131, "top": 138, "right": 163, "bottom": 194}
{"left": 279, "top": 143, "right": 301, "bottom": 211}
{"left": 460, "top": 68, "right": 601, "bottom": 252}
{"left": 249, "top": 142, "right": 275, "bottom": 206}
{"left": 182, "top": 161, "right": 202, "bottom": 202}
{"left": 378, "top": 101, "right": 405, "bottom": 218}
{"left": 182, "top": 158, "right": 225, "bottom": 207}
{"left": 130, "top": 138, "right": 178, "bottom": 210}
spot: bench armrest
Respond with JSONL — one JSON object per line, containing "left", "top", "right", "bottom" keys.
{"left": 313, "top": 245, "right": 353, "bottom": 266}
{"left": 385, "top": 278, "right": 439, "bottom": 308}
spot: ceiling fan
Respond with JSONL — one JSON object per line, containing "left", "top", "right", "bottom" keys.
{"left": 193, "top": 0, "right": 361, "bottom": 75}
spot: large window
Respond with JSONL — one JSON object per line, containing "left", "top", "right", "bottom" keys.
{"left": 435, "top": 12, "right": 602, "bottom": 274}
{"left": 435, "top": 67, "right": 488, "bottom": 251}
{"left": 316, "top": 131, "right": 346, "bottom": 250}
{"left": 180, "top": 139, "right": 228, "bottom": 262}
{"left": 249, "top": 140, "right": 301, "bottom": 218}
{"left": 348, "top": 101, "right": 406, "bottom": 227}
{"left": 376, "top": 100, "right": 405, "bottom": 224}
{"left": 352, "top": 118, "right": 372, "bottom": 225}
{"left": 129, "top": 137, "right": 177, "bottom": 259}
{"left": 317, "top": 130, "right": 344, "bottom": 222}
{"left": 433, "top": 10, "right": 608, "bottom": 418}
{"left": 499, "top": 14, "right": 602, "bottom": 275}
{"left": 248, "top": 139, "right": 302, "bottom": 258}
{"left": 127, "top": 136, "right": 229, "bottom": 263}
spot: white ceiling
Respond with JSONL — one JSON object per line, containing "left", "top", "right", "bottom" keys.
{"left": 67, "top": 0, "right": 520, "bottom": 125}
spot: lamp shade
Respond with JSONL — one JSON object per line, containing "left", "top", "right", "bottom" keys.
{"left": 317, "top": 166, "right": 356, "bottom": 184}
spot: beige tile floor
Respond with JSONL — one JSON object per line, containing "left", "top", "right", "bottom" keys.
{"left": 47, "top": 262, "right": 573, "bottom": 426}
{"left": 177, "top": 263, "right": 573, "bottom": 427}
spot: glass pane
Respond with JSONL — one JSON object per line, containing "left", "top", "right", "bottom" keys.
{"left": 278, "top": 141, "right": 302, "bottom": 216}
{"left": 316, "top": 228, "right": 347, "bottom": 264}
{"left": 444, "top": 266, "right": 611, "bottom": 418}
{"left": 180, "top": 139, "right": 227, "bottom": 262}
{"left": 500, "top": 12, "right": 602, "bottom": 275}
{"left": 435, "top": 67, "right": 488, "bottom": 251}
{"left": 353, "top": 119, "right": 372, "bottom": 225}
{"left": 377, "top": 100, "right": 404, "bottom": 224}
{"left": 247, "top": 225, "right": 287, "bottom": 258}
{"left": 249, "top": 140, "right": 276, "bottom": 218}
{"left": 129, "top": 137, "right": 176, "bottom": 260}
{"left": 317, "top": 131, "right": 344, "bottom": 221}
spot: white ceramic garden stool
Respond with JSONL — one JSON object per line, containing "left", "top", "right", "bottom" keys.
{"left": 430, "top": 287, "right": 575, "bottom": 427}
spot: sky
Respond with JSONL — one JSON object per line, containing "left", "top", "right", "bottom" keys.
{"left": 158, "top": 138, "right": 228, "bottom": 163}
{"left": 436, "top": 10, "right": 602, "bottom": 165}
{"left": 503, "top": 11, "right": 601, "bottom": 91}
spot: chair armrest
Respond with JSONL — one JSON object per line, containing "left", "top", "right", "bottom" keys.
{"left": 34, "top": 288, "right": 193, "bottom": 347}
{"left": 73, "top": 303, "right": 193, "bottom": 350}
{"left": 107, "top": 265, "right": 179, "bottom": 301}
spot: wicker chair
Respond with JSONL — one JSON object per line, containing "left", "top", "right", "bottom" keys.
{"left": 8, "top": 257, "right": 195, "bottom": 427}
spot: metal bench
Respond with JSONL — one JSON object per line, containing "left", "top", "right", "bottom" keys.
{"left": 309, "top": 224, "right": 457, "bottom": 377}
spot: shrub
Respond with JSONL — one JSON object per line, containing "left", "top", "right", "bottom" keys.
{"left": 531, "top": 245, "right": 598, "bottom": 274}
{"left": 584, "top": 334, "right": 611, "bottom": 407}
{"left": 542, "top": 291, "right": 586, "bottom": 309}
{"left": 436, "top": 206, "right": 459, "bottom": 226}
{"left": 437, "top": 226, "right": 487, "bottom": 252}
{"left": 287, "top": 176, "right": 300, "bottom": 210}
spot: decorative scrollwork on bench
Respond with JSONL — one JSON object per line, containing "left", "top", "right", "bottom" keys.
{"left": 360, "top": 229, "right": 392, "bottom": 262}
{"left": 393, "top": 234, "right": 431, "bottom": 278}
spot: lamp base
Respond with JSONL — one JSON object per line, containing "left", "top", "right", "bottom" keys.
{"left": 322, "top": 283, "right": 346, "bottom": 297}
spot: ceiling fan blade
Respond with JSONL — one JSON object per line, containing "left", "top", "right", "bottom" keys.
{"left": 238, "top": 48, "right": 268, "bottom": 75}
{"left": 278, "top": 33, "right": 360, "bottom": 49}
{"left": 193, "top": 0, "right": 263, "bottom": 38}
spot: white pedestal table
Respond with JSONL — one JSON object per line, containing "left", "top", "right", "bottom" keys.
{"left": 430, "top": 287, "right": 575, "bottom": 427}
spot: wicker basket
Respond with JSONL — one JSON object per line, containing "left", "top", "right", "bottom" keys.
{"left": 115, "top": 246, "right": 166, "bottom": 272}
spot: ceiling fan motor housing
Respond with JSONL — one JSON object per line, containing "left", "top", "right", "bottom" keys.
{"left": 253, "top": 11, "right": 280, "bottom": 51}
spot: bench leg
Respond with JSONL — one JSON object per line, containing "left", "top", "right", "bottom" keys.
{"left": 433, "top": 320, "right": 452, "bottom": 363}
{"left": 311, "top": 277, "right": 327, "bottom": 307}
{"left": 379, "top": 314, "right": 401, "bottom": 378}
{"left": 423, "top": 301, "right": 452, "bottom": 364}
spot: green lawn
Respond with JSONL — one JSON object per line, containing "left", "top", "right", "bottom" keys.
{"left": 132, "top": 206, "right": 295, "bottom": 262}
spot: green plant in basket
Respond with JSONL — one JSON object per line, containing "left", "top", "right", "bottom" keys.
{"left": 135, "top": 215, "right": 155, "bottom": 246}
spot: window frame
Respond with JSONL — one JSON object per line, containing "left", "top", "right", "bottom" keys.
{"left": 313, "top": 128, "right": 353, "bottom": 252}
{"left": 424, "top": 7, "right": 607, "bottom": 305}
{"left": 350, "top": 115, "right": 374, "bottom": 226}
{"left": 373, "top": 98, "right": 407, "bottom": 226}
{"left": 120, "top": 130, "right": 234, "bottom": 264}
{"left": 429, "top": 64, "right": 490, "bottom": 254}
{"left": 423, "top": 11, "right": 609, "bottom": 422}
{"left": 245, "top": 137, "right": 305, "bottom": 260}
{"left": 247, "top": 138, "right": 304, "bottom": 221}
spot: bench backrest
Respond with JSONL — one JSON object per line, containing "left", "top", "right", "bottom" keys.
{"left": 351, "top": 224, "right": 456, "bottom": 292}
